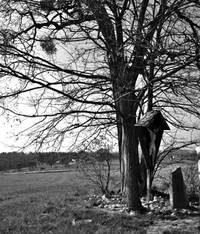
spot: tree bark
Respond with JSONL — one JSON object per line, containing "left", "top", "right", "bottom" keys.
{"left": 110, "top": 58, "right": 143, "bottom": 211}
{"left": 120, "top": 118, "right": 143, "bottom": 210}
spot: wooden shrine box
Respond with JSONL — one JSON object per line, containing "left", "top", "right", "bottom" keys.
{"left": 135, "top": 110, "right": 170, "bottom": 170}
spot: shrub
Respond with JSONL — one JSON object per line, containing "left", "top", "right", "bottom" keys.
{"left": 78, "top": 149, "right": 112, "bottom": 194}
{"left": 183, "top": 165, "right": 200, "bottom": 199}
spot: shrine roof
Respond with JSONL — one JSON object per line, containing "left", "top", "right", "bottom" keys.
{"left": 135, "top": 110, "right": 170, "bottom": 130}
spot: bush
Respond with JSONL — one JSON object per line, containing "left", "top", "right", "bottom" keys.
{"left": 183, "top": 165, "right": 200, "bottom": 199}
{"left": 78, "top": 149, "right": 112, "bottom": 194}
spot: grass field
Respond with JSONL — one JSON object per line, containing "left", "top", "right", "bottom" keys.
{"left": 0, "top": 157, "right": 200, "bottom": 233}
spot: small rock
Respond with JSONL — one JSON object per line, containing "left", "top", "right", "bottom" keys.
{"left": 153, "top": 196, "right": 159, "bottom": 202}
{"left": 39, "top": 214, "right": 51, "bottom": 224}
{"left": 147, "top": 211, "right": 154, "bottom": 215}
{"left": 192, "top": 211, "right": 200, "bottom": 216}
{"left": 72, "top": 218, "right": 92, "bottom": 226}
{"left": 129, "top": 210, "right": 140, "bottom": 216}
{"left": 149, "top": 204, "right": 155, "bottom": 210}
{"left": 102, "top": 194, "right": 110, "bottom": 203}
{"left": 170, "top": 212, "right": 177, "bottom": 217}
{"left": 121, "top": 207, "right": 126, "bottom": 212}
{"left": 180, "top": 209, "right": 188, "bottom": 214}
{"left": 98, "top": 203, "right": 104, "bottom": 208}
{"left": 187, "top": 210, "right": 192, "bottom": 215}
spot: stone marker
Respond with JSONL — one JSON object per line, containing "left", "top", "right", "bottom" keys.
{"left": 169, "top": 167, "right": 189, "bottom": 209}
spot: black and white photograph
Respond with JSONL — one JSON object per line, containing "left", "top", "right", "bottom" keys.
{"left": 0, "top": 1, "right": 200, "bottom": 233}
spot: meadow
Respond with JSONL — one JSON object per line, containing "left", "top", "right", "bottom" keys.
{"left": 0, "top": 150, "right": 199, "bottom": 233}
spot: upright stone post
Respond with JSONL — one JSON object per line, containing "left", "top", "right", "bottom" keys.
{"left": 169, "top": 167, "right": 189, "bottom": 209}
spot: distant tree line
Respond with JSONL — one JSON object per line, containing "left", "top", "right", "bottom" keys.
{"left": 0, "top": 151, "right": 119, "bottom": 171}
{"left": 0, "top": 151, "right": 76, "bottom": 171}
{"left": 0, "top": 152, "right": 36, "bottom": 171}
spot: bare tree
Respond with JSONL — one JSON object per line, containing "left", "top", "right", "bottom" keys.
{"left": 0, "top": 0, "right": 200, "bottom": 211}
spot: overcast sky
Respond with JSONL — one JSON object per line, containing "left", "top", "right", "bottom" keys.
{"left": 0, "top": 111, "right": 199, "bottom": 153}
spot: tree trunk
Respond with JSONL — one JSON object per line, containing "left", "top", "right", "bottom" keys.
{"left": 110, "top": 55, "right": 143, "bottom": 211}
{"left": 120, "top": 117, "right": 143, "bottom": 211}
{"left": 116, "top": 113, "right": 124, "bottom": 193}
{"left": 146, "top": 62, "right": 153, "bottom": 201}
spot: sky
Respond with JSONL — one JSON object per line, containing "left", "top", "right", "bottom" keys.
{"left": 0, "top": 116, "right": 17, "bottom": 152}
{"left": 0, "top": 110, "right": 199, "bottom": 153}
{"left": 0, "top": 20, "right": 199, "bottom": 153}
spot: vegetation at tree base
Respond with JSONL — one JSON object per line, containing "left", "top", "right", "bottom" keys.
{"left": 0, "top": 0, "right": 200, "bottom": 211}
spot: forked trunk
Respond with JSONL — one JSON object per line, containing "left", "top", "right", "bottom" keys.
{"left": 110, "top": 58, "right": 143, "bottom": 211}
